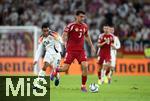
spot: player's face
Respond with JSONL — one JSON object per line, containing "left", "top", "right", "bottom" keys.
{"left": 42, "top": 27, "right": 49, "bottom": 37}
{"left": 76, "top": 13, "right": 85, "bottom": 23}
{"left": 109, "top": 27, "right": 114, "bottom": 34}
{"left": 103, "top": 26, "right": 109, "bottom": 33}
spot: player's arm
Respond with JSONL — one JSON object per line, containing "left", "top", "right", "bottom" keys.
{"left": 33, "top": 42, "right": 44, "bottom": 65}
{"left": 84, "top": 34, "right": 96, "bottom": 53}
{"left": 85, "top": 35, "right": 94, "bottom": 48}
{"left": 97, "top": 41, "right": 106, "bottom": 47}
{"left": 53, "top": 32, "right": 63, "bottom": 44}
{"left": 97, "top": 34, "right": 106, "bottom": 47}
{"left": 115, "top": 37, "right": 121, "bottom": 49}
{"left": 62, "top": 23, "right": 71, "bottom": 47}
{"left": 62, "top": 32, "right": 68, "bottom": 47}
{"left": 111, "top": 36, "right": 121, "bottom": 49}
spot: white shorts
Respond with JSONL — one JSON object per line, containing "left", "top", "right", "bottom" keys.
{"left": 43, "top": 52, "right": 61, "bottom": 68}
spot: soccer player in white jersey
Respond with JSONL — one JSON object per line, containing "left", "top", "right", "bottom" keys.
{"left": 104, "top": 26, "right": 121, "bottom": 84}
{"left": 33, "top": 23, "right": 63, "bottom": 87}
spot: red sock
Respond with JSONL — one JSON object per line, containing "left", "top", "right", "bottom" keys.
{"left": 98, "top": 71, "right": 101, "bottom": 79}
{"left": 82, "top": 75, "right": 87, "bottom": 85}
{"left": 105, "top": 69, "right": 110, "bottom": 76}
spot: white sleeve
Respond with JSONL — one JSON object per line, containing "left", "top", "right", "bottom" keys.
{"left": 34, "top": 43, "right": 44, "bottom": 62}
{"left": 114, "top": 36, "right": 121, "bottom": 49}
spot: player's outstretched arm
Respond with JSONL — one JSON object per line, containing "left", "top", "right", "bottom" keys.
{"left": 33, "top": 43, "right": 44, "bottom": 65}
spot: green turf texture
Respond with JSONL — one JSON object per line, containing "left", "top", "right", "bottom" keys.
{"left": 50, "top": 75, "right": 150, "bottom": 101}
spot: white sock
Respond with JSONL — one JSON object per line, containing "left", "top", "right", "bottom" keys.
{"left": 101, "top": 69, "right": 105, "bottom": 81}
{"left": 38, "top": 69, "right": 46, "bottom": 77}
{"left": 108, "top": 69, "right": 114, "bottom": 78}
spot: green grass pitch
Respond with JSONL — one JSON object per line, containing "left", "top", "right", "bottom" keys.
{"left": 50, "top": 75, "right": 150, "bottom": 101}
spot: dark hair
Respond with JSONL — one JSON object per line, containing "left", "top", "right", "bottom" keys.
{"left": 42, "top": 23, "right": 49, "bottom": 29}
{"left": 109, "top": 24, "right": 114, "bottom": 27}
{"left": 75, "top": 10, "right": 85, "bottom": 16}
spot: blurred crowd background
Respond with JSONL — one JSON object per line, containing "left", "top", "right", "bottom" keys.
{"left": 0, "top": 0, "right": 150, "bottom": 57}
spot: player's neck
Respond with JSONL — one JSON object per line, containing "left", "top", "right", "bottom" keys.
{"left": 104, "top": 32, "right": 109, "bottom": 34}
{"left": 75, "top": 20, "right": 82, "bottom": 24}
{"left": 43, "top": 34, "right": 48, "bottom": 37}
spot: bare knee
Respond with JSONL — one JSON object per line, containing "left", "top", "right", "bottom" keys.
{"left": 62, "top": 64, "right": 70, "bottom": 72}
{"left": 98, "top": 64, "right": 103, "bottom": 72}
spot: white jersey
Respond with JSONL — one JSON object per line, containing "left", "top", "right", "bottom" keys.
{"left": 111, "top": 36, "right": 121, "bottom": 56}
{"left": 42, "top": 35, "right": 62, "bottom": 54}
{"left": 110, "top": 36, "right": 121, "bottom": 67}
{"left": 34, "top": 31, "right": 63, "bottom": 65}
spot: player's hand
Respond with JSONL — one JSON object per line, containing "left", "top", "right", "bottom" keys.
{"left": 103, "top": 41, "right": 107, "bottom": 44}
{"left": 105, "top": 39, "right": 110, "bottom": 44}
{"left": 33, "top": 61, "right": 37, "bottom": 65}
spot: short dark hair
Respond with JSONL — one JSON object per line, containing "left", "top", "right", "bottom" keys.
{"left": 103, "top": 23, "right": 109, "bottom": 27}
{"left": 109, "top": 24, "right": 114, "bottom": 27}
{"left": 75, "top": 10, "right": 85, "bottom": 16}
{"left": 42, "top": 23, "right": 49, "bottom": 29}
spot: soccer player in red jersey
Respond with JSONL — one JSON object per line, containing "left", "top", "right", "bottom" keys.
{"left": 97, "top": 25, "right": 114, "bottom": 85}
{"left": 51, "top": 10, "right": 95, "bottom": 92}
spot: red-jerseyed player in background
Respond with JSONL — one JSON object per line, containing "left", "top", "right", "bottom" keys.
{"left": 51, "top": 10, "right": 96, "bottom": 92}
{"left": 97, "top": 25, "right": 114, "bottom": 85}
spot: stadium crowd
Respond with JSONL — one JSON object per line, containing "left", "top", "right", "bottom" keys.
{"left": 0, "top": 0, "right": 150, "bottom": 57}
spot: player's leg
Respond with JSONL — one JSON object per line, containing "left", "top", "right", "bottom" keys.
{"left": 102, "top": 55, "right": 112, "bottom": 84}
{"left": 50, "top": 54, "right": 60, "bottom": 81}
{"left": 105, "top": 66, "right": 111, "bottom": 76}
{"left": 51, "top": 52, "right": 73, "bottom": 77}
{"left": 80, "top": 61, "right": 88, "bottom": 92}
{"left": 107, "top": 57, "right": 116, "bottom": 84}
{"left": 51, "top": 63, "right": 71, "bottom": 79}
{"left": 38, "top": 52, "right": 52, "bottom": 78}
{"left": 52, "top": 53, "right": 61, "bottom": 86}
{"left": 78, "top": 50, "right": 88, "bottom": 92}
{"left": 104, "top": 54, "right": 113, "bottom": 77}
{"left": 56, "top": 63, "right": 70, "bottom": 72}
{"left": 39, "top": 62, "right": 50, "bottom": 77}
{"left": 97, "top": 56, "right": 104, "bottom": 85}
{"left": 33, "top": 61, "right": 51, "bottom": 89}
{"left": 37, "top": 52, "right": 55, "bottom": 83}
{"left": 103, "top": 61, "right": 111, "bottom": 84}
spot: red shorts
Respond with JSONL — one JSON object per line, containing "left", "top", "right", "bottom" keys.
{"left": 97, "top": 55, "right": 111, "bottom": 65}
{"left": 64, "top": 50, "right": 87, "bottom": 64}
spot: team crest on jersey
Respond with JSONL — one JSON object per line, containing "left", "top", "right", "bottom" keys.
{"left": 79, "top": 29, "right": 83, "bottom": 32}
{"left": 75, "top": 28, "right": 79, "bottom": 32}
{"left": 110, "top": 37, "right": 113, "bottom": 41}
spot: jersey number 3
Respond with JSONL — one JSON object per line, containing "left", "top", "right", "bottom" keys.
{"left": 79, "top": 32, "right": 82, "bottom": 38}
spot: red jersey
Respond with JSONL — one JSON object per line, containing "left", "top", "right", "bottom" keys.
{"left": 64, "top": 22, "right": 88, "bottom": 51}
{"left": 98, "top": 33, "right": 114, "bottom": 57}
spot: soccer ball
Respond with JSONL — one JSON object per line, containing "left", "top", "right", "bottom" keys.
{"left": 89, "top": 83, "right": 99, "bottom": 93}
